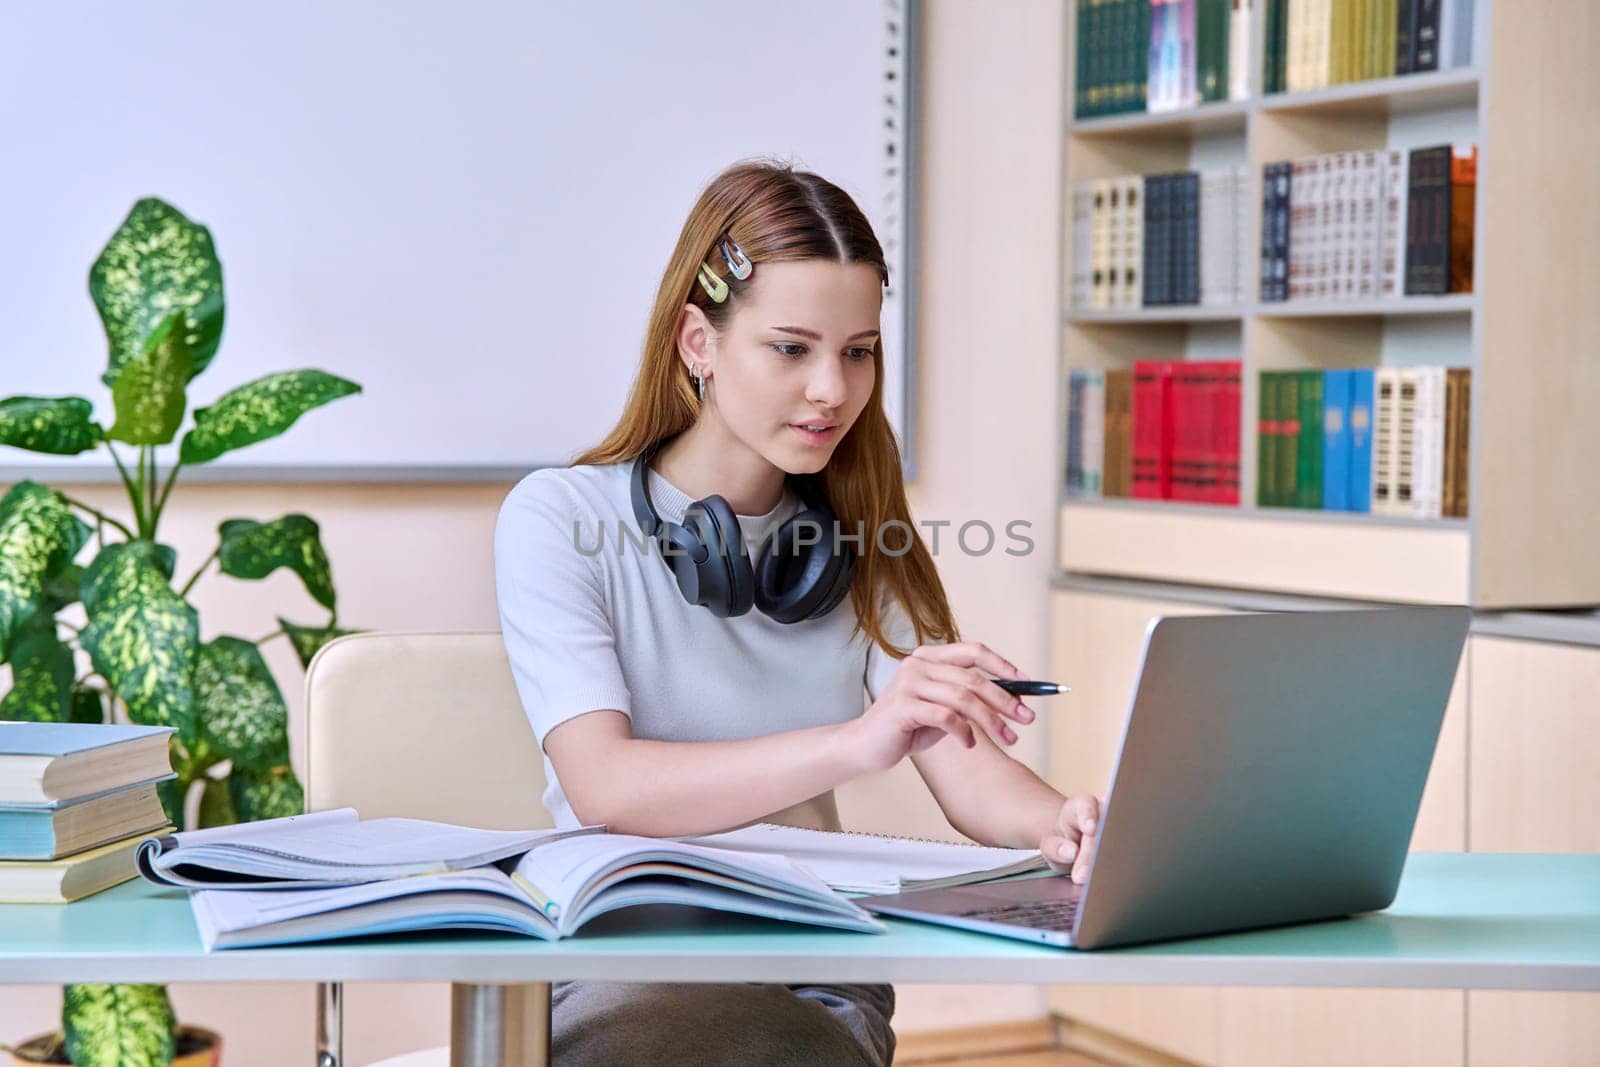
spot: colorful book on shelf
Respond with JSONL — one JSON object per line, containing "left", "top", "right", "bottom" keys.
{"left": 1257, "top": 372, "right": 1279, "bottom": 506}
{"left": 1348, "top": 369, "right": 1376, "bottom": 513}
{"left": 1449, "top": 144, "right": 1477, "bottom": 293}
{"left": 1295, "top": 369, "right": 1324, "bottom": 509}
{"left": 1322, "top": 368, "right": 1353, "bottom": 511}
{"left": 1131, "top": 360, "right": 1175, "bottom": 498}
{"left": 1372, "top": 367, "right": 1401, "bottom": 514}
{"left": 1443, "top": 366, "right": 1471, "bottom": 517}
{"left": 1228, "top": 0, "right": 1252, "bottom": 100}
{"left": 1276, "top": 371, "right": 1301, "bottom": 506}
{"left": 1404, "top": 144, "right": 1452, "bottom": 295}
{"left": 1197, "top": 0, "right": 1231, "bottom": 103}
{"left": 1104, "top": 369, "right": 1136, "bottom": 497}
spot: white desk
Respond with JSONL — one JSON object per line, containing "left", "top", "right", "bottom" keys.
{"left": 3, "top": 853, "right": 1597, "bottom": 1065}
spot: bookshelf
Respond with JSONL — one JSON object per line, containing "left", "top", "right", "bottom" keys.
{"left": 1056, "top": 0, "right": 1600, "bottom": 610}
{"left": 1049, "top": 3, "right": 1600, "bottom": 1063}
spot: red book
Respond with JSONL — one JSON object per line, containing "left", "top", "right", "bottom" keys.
{"left": 1132, "top": 361, "right": 1174, "bottom": 499}
{"left": 1196, "top": 362, "right": 1218, "bottom": 503}
{"left": 1186, "top": 363, "right": 1209, "bottom": 502}
{"left": 1218, "top": 360, "right": 1242, "bottom": 505}
{"left": 1169, "top": 365, "right": 1191, "bottom": 501}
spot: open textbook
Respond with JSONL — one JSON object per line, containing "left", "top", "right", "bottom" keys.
{"left": 135, "top": 809, "right": 884, "bottom": 950}
{"left": 680, "top": 823, "right": 1050, "bottom": 894}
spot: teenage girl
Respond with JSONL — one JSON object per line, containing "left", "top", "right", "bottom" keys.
{"left": 494, "top": 159, "right": 1103, "bottom": 1065}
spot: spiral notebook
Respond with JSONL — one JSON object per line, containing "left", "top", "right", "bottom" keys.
{"left": 678, "top": 823, "right": 1050, "bottom": 895}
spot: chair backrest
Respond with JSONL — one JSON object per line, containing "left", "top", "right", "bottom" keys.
{"left": 302, "top": 630, "right": 552, "bottom": 830}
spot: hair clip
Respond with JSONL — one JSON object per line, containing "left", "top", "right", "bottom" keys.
{"left": 720, "top": 237, "right": 753, "bottom": 280}
{"left": 697, "top": 262, "right": 728, "bottom": 304}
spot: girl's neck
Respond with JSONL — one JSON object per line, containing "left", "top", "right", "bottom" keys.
{"left": 654, "top": 419, "right": 788, "bottom": 516}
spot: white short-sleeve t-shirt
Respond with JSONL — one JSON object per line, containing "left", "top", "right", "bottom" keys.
{"left": 492, "top": 460, "right": 919, "bottom": 829}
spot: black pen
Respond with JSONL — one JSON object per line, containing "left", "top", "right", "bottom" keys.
{"left": 994, "top": 679, "right": 1070, "bottom": 696}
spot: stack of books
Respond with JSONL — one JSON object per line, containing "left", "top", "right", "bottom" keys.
{"left": 1257, "top": 365, "right": 1470, "bottom": 517}
{"left": 1075, "top": 0, "right": 1252, "bottom": 119}
{"left": 0, "top": 723, "right": 176, "bottom": 903}
{"left": 1071, "top": 167, "right": 1251, "bottom": 311}
{"left": 1260, "top": 142, "right": 1477, "bottom": 303}
{"left": 1067, "top": 361, "right": 1243, "bottom": 506}
{"left": 1263, "top": 0, "right": 1477, "bottom": 95}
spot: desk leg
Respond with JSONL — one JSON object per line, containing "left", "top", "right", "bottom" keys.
{"left": 450, "top": 982, "right": 552, "bottom": 1067}
{"left": 315, "top": 981, "right": 342, "bottom": 1067}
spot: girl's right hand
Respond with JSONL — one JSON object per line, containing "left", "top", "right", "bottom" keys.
{"left": 844, "top": 642, "right": 1038, "bottom": 774}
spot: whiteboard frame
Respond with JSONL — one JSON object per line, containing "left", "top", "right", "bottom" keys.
{"left": 2, "top": 1, "right": 923, "bottom": 487}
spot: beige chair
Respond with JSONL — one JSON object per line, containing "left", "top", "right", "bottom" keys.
{"left": 302, "top": 629, "right": 554, "bottom": 1067}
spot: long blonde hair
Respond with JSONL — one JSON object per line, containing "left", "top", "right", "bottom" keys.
{"left": 573, "top": 159, "right": 959, "bottom": 658}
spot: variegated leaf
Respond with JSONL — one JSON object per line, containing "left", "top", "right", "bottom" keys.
{"left": 0, "top": 614, "right": 75, "bottom": 722}
{"left": 80, "top": 540, "right": 198, "bottom": 741}
{"left": 0, "top": 395, "right": 103, "bottom": 455}
{"left": 179, "top": 369, "right": 360, "bottom": 464}
{"left": 228, "top": 766, "right": 305, "bottom": 823}
{"left": 106, "top": 312, "right": 194, "bottom": 445}
{"left": 0, "top": 481, "right": 91, "bottom": 662}
{"left": 197, "top": 775, "right": 239, "bottom": 829}
{"left": 156, "top": 778, "right": 188, "bottom": 831}
{"left": 63, "top": 983, "right": 176, "bottom": 1067}
{"left": 90, "top": 197, "right": 224, "bottom": 388}
{"left": 194, "top": 635, "right": 289, "bottom": 772}
{"left": 217, "top": 515, "right": 336, "bottom": 609}
{"left": 280, "top": 616, "right": 359, "bottom": 669}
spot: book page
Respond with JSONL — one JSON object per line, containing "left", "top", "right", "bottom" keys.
{"left": 678, "top": 823, "right": 1044, "bottom": 893}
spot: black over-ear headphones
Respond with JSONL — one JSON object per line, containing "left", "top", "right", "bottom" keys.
{"left": 629, "top": 441, "right": 858, "bottom": 622}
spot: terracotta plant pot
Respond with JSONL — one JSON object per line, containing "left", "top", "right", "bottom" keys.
{"left": 8, "top": 1024, "right": 221, "bottom": 1066}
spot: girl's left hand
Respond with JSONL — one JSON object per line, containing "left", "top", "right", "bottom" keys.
{"left": 1040, "top": 793, "right": 1104, "bottom": 884}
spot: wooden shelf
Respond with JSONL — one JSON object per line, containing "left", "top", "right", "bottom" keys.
{"left": 1063, "top": 495, "right": 1470, "bottom": 531}
{"left": 1066, "top": 306, "right": 1245, "bottom": 324}
{"left": 1069, "top": 100, "right": 1250, "bottom": 139}
{"left": 1255, "top": 295, "right": 1477, "bottom": 318}
{"left": 1057, "top": 501, "right": 1470, "bottom": 604}
{"left": 1259, "top": 68, "right": 1481, "bottom": 117}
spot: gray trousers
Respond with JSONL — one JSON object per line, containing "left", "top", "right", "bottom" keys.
{"left": 551, "top": 980, "right": 896, "bottom": 1065}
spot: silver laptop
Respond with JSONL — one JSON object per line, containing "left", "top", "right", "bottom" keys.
{"left": 856, "top": 606, "right": 1470, "bottom": 950}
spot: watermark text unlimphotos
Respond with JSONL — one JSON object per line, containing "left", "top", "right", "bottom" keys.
{"left": 571, "top": 518, "right": 1035, "bottom": 559}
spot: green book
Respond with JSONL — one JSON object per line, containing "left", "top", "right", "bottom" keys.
{"left": 1135, "top": 0, "right": 1151, "bottom": 108}
{"left": 1297, "top": 370, "right": 1325, "bottom": 509}
{"left": 1199, "top": 0, "right": 1231, "bottom": 102}
{"left": 1277, "top": 371, "right": 1300, "bottom": 507}
{"left": 1257, "top": 372, "right": 1278, "bottom": 507}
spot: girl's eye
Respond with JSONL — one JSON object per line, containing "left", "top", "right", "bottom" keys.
{"left": 770, "top": 343, "right": 875, "bottom": 361}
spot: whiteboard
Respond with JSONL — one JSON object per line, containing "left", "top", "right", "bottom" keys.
{"left": 0, "top": 1, "right": 920, "bottom": 482}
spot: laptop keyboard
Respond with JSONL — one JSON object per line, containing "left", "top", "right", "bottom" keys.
{"left": 955, "top": 898, "right": 1080, "bottom": 930}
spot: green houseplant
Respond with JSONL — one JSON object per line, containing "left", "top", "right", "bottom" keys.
{"left": 0, "top": 198, "right": 363, "bottom": 1065}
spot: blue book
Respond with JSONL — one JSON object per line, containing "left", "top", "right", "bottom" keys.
{"left": 0, "top": 781, "right": 170, "bottom": 860}
{"left": 0, "top": 722, "right": 175, "bottom": 806}
{"left": 1322, "top": 370, "right": 1354, "bottom": 511}
{"left": 1347, "top": 369, "right": 1376, "bottom": 513}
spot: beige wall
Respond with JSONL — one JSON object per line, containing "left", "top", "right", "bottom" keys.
{"left": 0, "top": 2, "right": 1066, "bottom": 1060}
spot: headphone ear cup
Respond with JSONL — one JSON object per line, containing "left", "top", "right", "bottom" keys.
{"left": 754, "top": 506, "right": 850, "bottom": 624}
{"left": 810, "top": 547, "right": 858, "bottom": 620}
{"left": 684, "top": 496, "right": 753, "bottom": 617}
